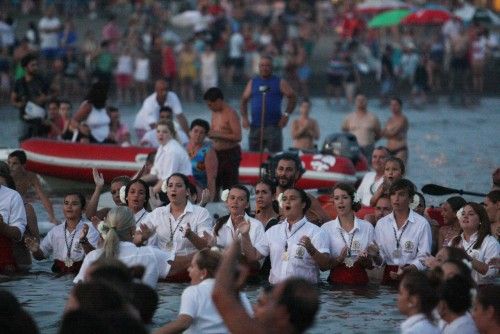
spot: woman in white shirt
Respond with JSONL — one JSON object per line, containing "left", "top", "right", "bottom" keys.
{"left": 142, "top": 120, "right": 192, "bottom": 193}
{"left": 74, "top": 206, "right": 180, "bottom": 288}
{"left": 135, "top": 173, "right": 212, "bottom": 282}
{"left": 321, "top": 183, "right": 375, "bottom": 285}
{"left": 124, "top": 179, "right": 150, "bottom": 225}
{"left": 25, "top": 193, "right": 100, "bottom": 275}
{"left": 155, "top": 248, "right": 252, "bottom": 334}
{"left": 449, "top": 202, "right": 499, "bottom": 285}
{"left": 438, "top": 275, "right": 479, "bottom": 334}
{"left": 398, "top": 271, "right": 440, "bottom": 334}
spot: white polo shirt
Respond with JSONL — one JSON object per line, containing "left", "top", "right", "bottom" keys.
{"left": 260, "top": 217, "right": 330, "bottom": 284}
{"left": 133, "top": 91, "right": 183, "bottom": 131}
{"left": 214, "top": 214, "right": 267, "bottom": 256}
{"left": 141, "top": 202, "right": 213, "bottom": 255}
{"left": 134, "top": 208, "right": 149, "bottom": 226}
{"left": 440, "top": 313, "right": 479, "bottom": 334}
{"left": 0, "top": 185, "right": 27, "bottom": 237}
{"left": 179, "top": 278, "right": 253, "bottom": 334}
{"left": 374, "top": 210, "right": 432, "bottom": 270}
{"left": 74, "top": 241, "right": 173, "bottom": 288}
{"left": 450, "top": 232, "right": 499, "bottom": 285}
{"left": 401, "top": 313, "right": 440, "bottom": 334}
{"left": 150, "top": 139, "right": 192, "bottom": 180}
{"left": 40, "top": 220, "right": 100, "bottom": 262}
{"left": 356, "top": 171, "right": 383, "bottom": 207}
{"left": 321, "top": 217, "right": 374, "bottom": 258}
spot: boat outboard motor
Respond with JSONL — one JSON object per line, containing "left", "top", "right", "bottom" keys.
{"left": 321, "top": 133, "right": 361, "bottom": 163}
{"left": 261, "top": 151, "right": 306, "bottom": 184}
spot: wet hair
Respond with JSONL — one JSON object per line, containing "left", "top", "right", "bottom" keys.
{"left": 486, "top": 190, "right": 500, "bottom": 204}
{"left": 0, "top": 289, "right": 39, "bottom": 334}
{"left": 111, "top": 175, "right": 131, "bottom": 187}
{"left": 286, "top": 187, "right": 311, "bottom": 214}
{"left": 332, "top": 183, "right": 361, "bottom": 212}
{"left": 451, "top": 202, "right": 491, "bottom": 249}
{"left": 64, "top": 192, "right": 86, "bottom": 209}
{"left": 159, "top": 106, "right": 173, "bottom": 114}
{"left": 87, "top": 259, "right": 133, "bottom": 296}
{"left": 214, "top": 185, "right": 251, "bottom": 236}
{"left": 440, "top": 258, "right": 475, "bottom": 289}
{"left": 195, "top": 248, "right": 222, "bottom": 278}
{"left": 71, "top": 281, "right": 126, "bottom": 314}
{"left": 440, "top": 246, "right": 469, "bottom": 263}
{"left": 8, "top": 150, "right": 28, "bottom": 165}
{"left": 99, "top": 207, "right": 136, "bottom": 260}
{"left": 439, "top": 275, "right": 473, "bottom": 315}
{"left": 400, "top": 271, "right": 439, "bottom": 321}
{"left": 278, "top": 278, "right": 320, "bottom": 333}
{"left": 446, "top": 196, "right": 467, "bottom": 212}
{"left": 21, "top": 53, "right": 37, "bottom": 68}
{"left": 0, "top": 170, "right": 16, "bottom": 190}
{"left": 157, "top": 119, "right": 177, "bottom": 139}
{"left": 475, "top": 285, "right": 500, "bottom": 324}
{"left": 391, "top": 97, "right": 402, "bottom": 106}
{"left": 203, "top": 87, "right": 224, "bottom": 101}
{"left": 388, "top": 178, "right": 416, "bottom": 198}
{"left": 384, "top": 156, "right": 406, "bottom": 175}
{"left": 190, "top": 118, "right": 210, "bottom": 132}
{"left": 124, "top": 179, "right": 150, "bottom": 208}
{"left": 85, "top": 81, "right": 108, "bottom": 109}
{"left": 130, "top": 282, "right": 158, "bottom": 324}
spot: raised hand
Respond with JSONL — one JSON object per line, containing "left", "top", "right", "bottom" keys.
{"left": 25, "top": 236, "right": 40, "bottom": 253}
{"left": 366, "top": 243, "right": 380, "bottom": 257}
{"left": 92, "top": 168, "right": 104, "bottom": 188}
{"left": 237, "top": 219, "right": 251, "bottom": 236}
{"left": 79, "top": 224, "right": 89, "bottom": 241}
{"left": 181, "top": 223, "right": 192, "bottom": 238}
{"left": 199, "top": 188, "right": 211, "bottom": 206}
{"left": 139, "top": 223, "right": 154, "bottom": 241}
{"left": 203, "top": 231, "right": 216, "bottom": 247}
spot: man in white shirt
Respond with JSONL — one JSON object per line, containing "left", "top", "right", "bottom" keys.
{"left": 38, "top": 6, "right": 61, "bottom": 61}
{"left": 357, "top": 146, "right": 389, "bottom": 207}
{"left": 134, "top": 78, "right": 189, "bottom": 140}
{"left": 372, "top": 178, "right": 432, "bottom": 285}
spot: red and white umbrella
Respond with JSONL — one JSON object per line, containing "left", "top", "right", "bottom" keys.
{"left": 356, "top": 0, "right": 411, "bottom": 15}
{"left": 401, "top": 9, "right": 454, "bottom": 25}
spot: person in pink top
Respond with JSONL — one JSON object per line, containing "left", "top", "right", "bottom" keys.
{"left": 101, "top": 14, "right": 121, "bottom": 53}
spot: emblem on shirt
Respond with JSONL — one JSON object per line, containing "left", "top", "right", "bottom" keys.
{"left": 295, "top": 246, "right": 305, "bottom": 259}
{"left": 404, "top": 241, "right": 414, "bottom": 252}
{"left": 468, "top": 249, "right": 480, "bottom": 260}
{"left": 311, "top": 155, "right": 336, "bottom": 172}
{"left": 352, "top": 240, "right": 361, "bottom": 251}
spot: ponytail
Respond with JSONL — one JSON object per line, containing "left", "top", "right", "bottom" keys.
{"left": 98, "top": 207, "right": 136, "bottom": 260}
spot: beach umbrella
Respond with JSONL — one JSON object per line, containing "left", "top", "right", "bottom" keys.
{"left": 356, "top": 0, "right": 410, "bottom": 15}
{"left": 367, "top": 8, "right": 411, "bottom": 28}
{"left": 401, "top": 9, "right": 454, "bottom": 25}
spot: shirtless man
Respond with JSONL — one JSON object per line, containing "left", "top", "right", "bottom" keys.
{"left": 7, "top": 150, "right": 58, "bottom": 225}
{"left": 274, "top": 153, "right": 331, "bottom": 224}
{"left": 382, "top": 97, "right": 408, "bottom": 164}
{"left": 204, "top": 87, "right": 242, "bottom": 196}
{"left": 291, "top": 100, "right": 320, "bottom": 150}
{"left": 341, "top": 94, "right": 382, "bottom": 162}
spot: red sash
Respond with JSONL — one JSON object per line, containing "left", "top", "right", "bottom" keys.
{"left": 162, "top": 269, "right": 191, "bottom": 283}
{"left": 381, "top": 265, "right": 400, "bottom": 286}
{"left": 0, "top": 234, "right": 16, "bottom": 272}
{"left": 328, "top": 262, "right": 368, "bottom": 285}
{"left": 52, "top": 259, "right": 83, "bottom": 275}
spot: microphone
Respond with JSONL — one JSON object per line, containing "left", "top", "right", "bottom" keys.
{"left": 259, "top": 85, "right": 270, "bottom": 93}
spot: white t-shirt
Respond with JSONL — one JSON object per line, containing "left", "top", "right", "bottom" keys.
{"left": 116, "top": 54, "right": 134, "bottom": 75}
{"left": 440, "top": 313, "right": 479, "bottom": 334}
{"left": 141, "top": 202, "right": 213, "bottom": 255}
{"left": 229, "top": 32, "right": 244, "bottom": 59}
{"left": 214, "top": 214, "right": 267, "bottom": 257}
{"left": 450, "top": 233, "right": 499, "bottom": 285}
{"left": 40, "top": 220, "right": 100, "bottom": 262}
{"left": 0, "top": 185, "right": 27, "bottom": 237}
{"left": 74, "top": 241, "right": 173, "bottom": 288}
{"left": 179, "top": 278, "right": 253, "bottom": 334}
{"left": 401, "top": 313, "right": 440, "bottom": 334}
{"left": 321, "top": 217, "right": 374, "bottom": 259}
{"left": 150, "top": 139, "right": 192, "bottom": 180}
{"left": 356, "top": 171, "right": 383, "bottom": 207}
{"left": 374, "top": 210, "right": 432, "bottom": 270}
{"left": 260, "top": 218, "right": 330, "bottom": 284}
{"left": 134, "top": 91, "right": 183, "bottom": 131}
{"left": 86, "top": 106, "right": 110, "bottom": 143}
{"left": 38, "top": 16, "right": 61, "bottom": 49}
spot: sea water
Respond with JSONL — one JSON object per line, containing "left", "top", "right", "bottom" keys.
{"left": 1, "top": 97, "right": 499, "bottom": 333}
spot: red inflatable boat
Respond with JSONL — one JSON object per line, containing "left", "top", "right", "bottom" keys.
{"left": 20, "top": 139, "right": 368, "bottom": 189}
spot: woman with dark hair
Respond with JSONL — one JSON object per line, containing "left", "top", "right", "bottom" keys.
{"left": 450, "top": 202, "right": 499, "bottom": 285}
{"left": 135, "top": 173, "right": 212, "bottom": 282}
{"left": 155, "top": 248, "right": 252, "bottom": 334}
{"left": 250, "top": 187, "right": 330, "bottom": 284}
{"left": 254, "top": 179, "right": 280, "bottom": 231}
{"left": 397, "top": 271, "right": 440, "bottom": 334}
{"left": 124, "top": 179, "right": 150, "bottom": 225}
{"left": 484, "top": 190, "right": 499, "bottom": 230}
{"left": 70, "top": 81, "right": 113, "bottom": 143}
{"left": 321, "top": 183, "right": 375, "bottom": 285}
{"left": 437, "top": 275, "right": 478, "bottom": 334}
{"left": 472, "top": 285, "right": 500, "bottom": 334}
{"left": 25, "top": 193, "right": 100, "bottom": 274}
{"left": 439, "top": 196, "right": 467, "bottom": 250}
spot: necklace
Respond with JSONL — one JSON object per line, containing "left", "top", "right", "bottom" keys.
{"left": 392, "top": 221, "right": 409, "bottom": 259}
{"left": 64, "top": 221, "right": 78, "bottom": 267}
{"left": 167, "top": 211, "right": 186, "bottom": 250}
{"left": 135, "top": 210, "right": 147, "bottom": 224}
{"left": 281, "top": 219, "right": 307, "bottom": 261}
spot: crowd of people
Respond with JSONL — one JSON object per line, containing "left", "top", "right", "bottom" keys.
{"left": 1, "top": 1, "right": 500, "bottom": 334}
